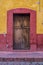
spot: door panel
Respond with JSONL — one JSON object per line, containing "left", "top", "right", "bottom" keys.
{"left": 13, "top": 14, "right": 30, "bottom": 50}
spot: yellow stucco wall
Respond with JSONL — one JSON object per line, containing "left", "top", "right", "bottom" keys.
{"left": 0, "top": 0, "right": 43, "bottom": 34}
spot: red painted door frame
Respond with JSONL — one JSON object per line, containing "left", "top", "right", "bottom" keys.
{"left": 7, "top": 8, "right": 36, "bottom": 51}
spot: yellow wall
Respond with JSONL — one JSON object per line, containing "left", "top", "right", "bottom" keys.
{"left": 0, "top": 0, "right": 43, "bottom": 34}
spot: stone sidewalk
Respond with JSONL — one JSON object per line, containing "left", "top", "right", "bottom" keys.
{"left": 0, "top": 62, "right": 43, "bottom": 65}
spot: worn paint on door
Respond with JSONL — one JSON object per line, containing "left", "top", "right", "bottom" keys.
{"left": 13, "top": 14, "right": 30, "bottom": 50}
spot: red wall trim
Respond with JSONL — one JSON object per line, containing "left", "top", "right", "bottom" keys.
{"left": 7, "top": 8, "right": 36, "bottom": 51}
{"left": 36, "top": 34, "right": 43, "bottom": 50}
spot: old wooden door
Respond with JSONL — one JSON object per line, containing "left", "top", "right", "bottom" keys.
{"left": 13, "top": 14, "right": 30, "bottom": 50}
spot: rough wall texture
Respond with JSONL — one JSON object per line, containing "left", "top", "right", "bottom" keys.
{"left": 0, "top": 0, "right": 43, "bottom": 34}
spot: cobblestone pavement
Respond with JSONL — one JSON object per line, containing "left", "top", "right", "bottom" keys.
{"left": 0, "top": 62, "right": 43, "bottom": 65}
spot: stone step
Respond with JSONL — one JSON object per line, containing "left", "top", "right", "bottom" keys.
{"left": 0, "top": 62, "right": 43, "bottom": 65}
